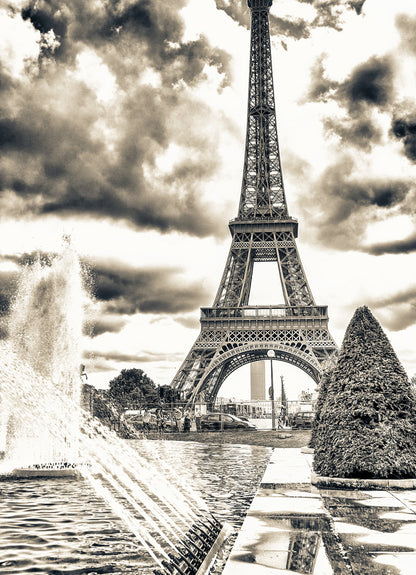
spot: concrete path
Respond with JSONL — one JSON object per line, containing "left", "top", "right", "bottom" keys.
{"left": 222, "top": 448, "right": 416, "bottom": 575}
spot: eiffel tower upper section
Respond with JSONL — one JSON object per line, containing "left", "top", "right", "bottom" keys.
{"left": 213, "top": 0, "right": 314, "bottom": 310}
{"left": 240, "top": 0, "right": 289, "bottom": 222}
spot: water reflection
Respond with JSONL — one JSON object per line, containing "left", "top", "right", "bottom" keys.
{"left": 0, "top": 441, "right": 272, "bottom": 574}
{"left": 287, "top": 531, "right": 321, "bottom": 572}
{"left": 274, "top": 491, "right": 416, "bottom": 575}
{"left": 0, "top": 478, "right": 148, "bottom": 574}
{"left": 135, "top": 441, "right": 272, "bottom": 528}
{"left": 320, "top": 488, "right": 416, "bottom": 575}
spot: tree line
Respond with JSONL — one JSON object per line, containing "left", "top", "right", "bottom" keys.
{"left": 81, "top": 368, "right": 181, "bottom": 426}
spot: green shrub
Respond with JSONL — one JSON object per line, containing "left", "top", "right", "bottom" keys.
{"left": 313, "top": 306, "right": 416, "bottom": 479}
{"left": 309, "top": 367, "right": 332, "bottom": 449}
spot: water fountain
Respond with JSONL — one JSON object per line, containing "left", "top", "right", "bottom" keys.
{"left": 0, "top": 244, "right": 83, "bottom": 476}
{"left": 0, "top": 243, "right": 230, "bottom": 575}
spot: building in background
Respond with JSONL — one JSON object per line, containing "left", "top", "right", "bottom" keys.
{"left": 250, "top": 361, "right": 266, "bottom": 400}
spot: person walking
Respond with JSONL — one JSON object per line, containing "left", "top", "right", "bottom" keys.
{"left": 142, "top": 409, "right": 151, "bottom": 432}
{"left": 183, "top": 410, "right": 191, "bottom": 433}
{"left": 195, "top": 408, "right": 201, "bottom": 432}
{"left": 156, "top": 408, "right": 163, "bottom": 433}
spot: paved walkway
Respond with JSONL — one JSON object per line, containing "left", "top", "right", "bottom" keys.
{"left": 222, "top": 448, "right": 416, "bottom": 575}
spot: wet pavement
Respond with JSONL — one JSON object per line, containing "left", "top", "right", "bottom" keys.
{"left": 222, "top": 449, "right": 416, "bottom": 575}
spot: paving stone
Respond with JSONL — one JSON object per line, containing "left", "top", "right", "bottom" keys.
{"left": 372, "top": 552, "right": 416, "bottom": 574}
{"left": 222, "top": 448, "right": 416, "bottom": 575}
{"left": 339, "top": 529, "right": 416, "bottom": 553}
{"left": 379, "top": 511, "right": 416, "bottom": 521}
{"left": 233, "top": 529, "right": 320, "bottom": 553}
{"left": 233, "top": 516, "right": 333, "bottom": 549}
{"left": 259, "top": 488, "right": 321, "bottom": 499}
{"left": 222, "top": 537, "right": 333, "bottom": 575}
{"left": 222, "top": 556, "right": 293, "bottom": 574}
{"left": 262, "top": 449, "right": 312, "bottom": 485}
{"left": 333, "top": 519, "right": 375, "bottom": 535}
{"left": 391, "top": 491, "right": 416, "bottom": 512}
{"left": 361, "top": 491, "right": 396, "bottom": 498}
{"left": 249, "top": 494, "right": 328, "bottom": 516}
{"left": 356, "top": 496, "right": 407, "bottom": 508}
{"left": 348, "top": 550, "right": 416, "bottom": 575}
{"left": 319, "top": 488, "right": 389, "bottom": 500}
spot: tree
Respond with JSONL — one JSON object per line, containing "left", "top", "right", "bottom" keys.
{"left": 108, "top": 368, "right": 158, "bottom": 410}
{"left": 313, "top": 306, "right": 416, "bottom": 479}
{"left": 158, "top": 385, "right": 178, "bottom": 405}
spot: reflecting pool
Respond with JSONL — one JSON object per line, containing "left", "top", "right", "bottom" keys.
{"left": 0, "top": 440, "right": 272, "bottom": 574}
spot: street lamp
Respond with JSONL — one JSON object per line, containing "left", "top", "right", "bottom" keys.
{"left": 280, "top": 375, "right": 286, "bottom": 427}
{"left": 267, "top": 350, "right": 276, "bottom": 431}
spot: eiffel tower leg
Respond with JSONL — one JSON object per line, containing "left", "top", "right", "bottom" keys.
{"left": 171, "top": 336, "right": 219, "bottom": 402}
{"left": 213, "top": 239, "right": 253, "bottom": 308}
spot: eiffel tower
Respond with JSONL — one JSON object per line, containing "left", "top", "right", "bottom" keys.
{"left": 171, "top": 0, "right": 338, "bottom": 407}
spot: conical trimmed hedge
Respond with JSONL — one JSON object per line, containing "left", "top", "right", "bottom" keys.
{"left": 313, "top": 306, "right": 416, "bottom": 479}
{"left": 309, "top": 367, "right": 332, "bottom": 449}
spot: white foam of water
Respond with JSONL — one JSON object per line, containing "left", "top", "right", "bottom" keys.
{"left": 0, "top": 246, "right": 83, "bottom": 467}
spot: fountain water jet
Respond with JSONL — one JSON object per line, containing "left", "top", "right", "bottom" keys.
{"left": 0, "top": 245, "right": 83, "bottom": 474}
{"left": 0, "top": 243, "right": 231, "bottom": 573}
{"left": 78, "top": 413, "right": 231, "bottom": 574}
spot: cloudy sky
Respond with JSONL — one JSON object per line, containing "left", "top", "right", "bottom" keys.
{"left": 1, "top": 0, "right": 416, "bottom": 400}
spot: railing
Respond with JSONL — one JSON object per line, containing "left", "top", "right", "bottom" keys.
{"left": 200, "top": 305, "right": 328, "bottom": 319}
{"left": 248, "top": 0, "right": 273, "bottom": 9}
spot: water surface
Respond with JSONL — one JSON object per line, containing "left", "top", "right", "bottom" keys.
{"left": 0, "top": 440, "right": 272, "bottom": 574}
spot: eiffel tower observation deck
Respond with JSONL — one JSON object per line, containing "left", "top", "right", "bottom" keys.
{"left": 171, "top": 0, "right": 338, "bottom": 408}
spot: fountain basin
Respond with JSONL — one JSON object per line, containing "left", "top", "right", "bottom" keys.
{"left": 0, "top": 462, "right": 88, "bottom": 480}
{"left": 195, "top": 522, "right": 233, "bottom": 575}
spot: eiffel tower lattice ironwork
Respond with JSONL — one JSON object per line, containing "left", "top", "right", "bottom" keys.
{"left": 171, "top": 0, "right": 338, "bottom": 407}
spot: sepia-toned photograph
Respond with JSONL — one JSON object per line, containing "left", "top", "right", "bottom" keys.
{"left": 1, "top": 0, "right": 416, "bottom": 573}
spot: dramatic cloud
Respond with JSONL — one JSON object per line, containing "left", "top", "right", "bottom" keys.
{"left": 0, "top": 252, "right": 209, "bottom": 338}
{"left": 306, "top": 55, "right": 394, "bottom": 150}
{"left": 304, "top": 56, "right": 338, "bottom": 101}
{"left": 298, "top": 51, "right": 416, "bottom": 252}
{"left": 391, "top": 108, "right": 416, "bottom": 164}
{"left": 305, "top": 19, "right": 416, "bottom": 163}
{"left": 323, "top": 116, "right": 383, "bottom": 152}
{"left": 89, "top": 259, "right": 212, "bottom": 316}
{"left": 174, "top": 314, "right": 200, "bottom": 329}
{"left": 339, "top": 56, "right": 395, "bottom": 111}
{"left": 308, "top": 54, "right": 395, "bottom": 109}
{"left": 269, "top": 13, "right": 312, "bottom": 42}
{"left": 396, "top": 13, "right": 416, "bottom": 57}
{"left": 369, "top": 287, "right": 416, "bottom": 332}
{"left": 366, "top": 233, "right": 416, "bottom": 256}
{"left": 0, "top": 0, "right": 233, "bottom": 237}
{"left": 347, "top": 0, "right": 366, "bottom": 14}
{"left": 84, "top": 316, "right": 128, "bottom": 338}
{"left": 301, "top": 155, "right": 412, "bottom": 251}
{"left": 215, "top": 0, "right": 367, "bottom": 42}
{"left": 214, "top": 0, "right": 250, "bottom": 29}
{"left": 85, "top": 348, "right": 184, "bottom": 371}
{"left": 87, "top": 350, "right": 157, "bottom": 364}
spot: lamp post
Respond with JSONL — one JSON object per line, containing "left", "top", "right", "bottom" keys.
{"left": 267, "top": 350, "right": 276, "bottom": 431}
{"left": 280, "top": 375, "right": 285, "bottom": 427}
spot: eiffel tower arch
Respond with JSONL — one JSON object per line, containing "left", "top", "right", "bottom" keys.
{"left": 171, "top": 0, "right": 338, "bottom": 408}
